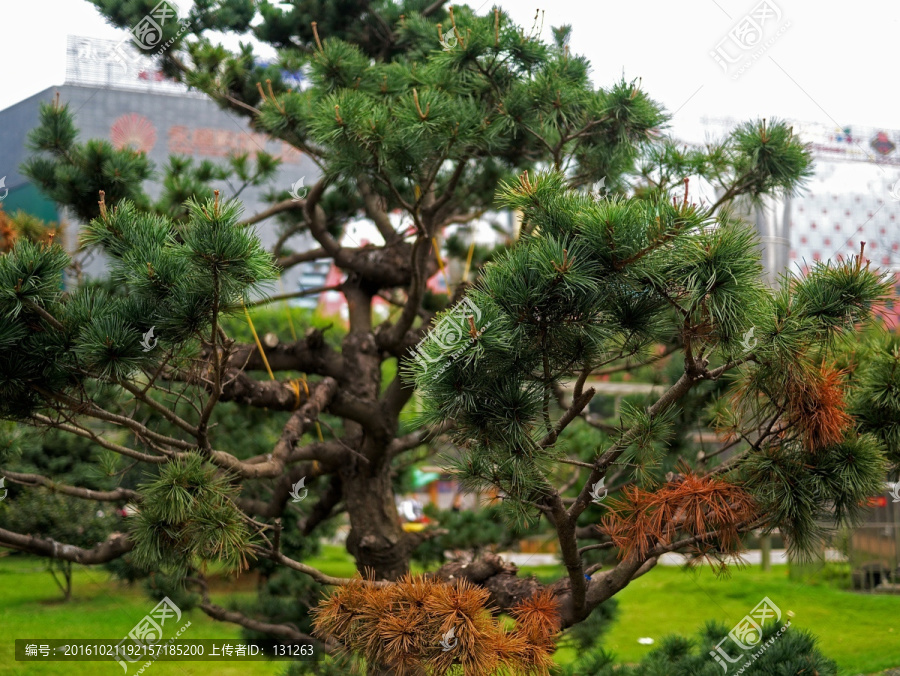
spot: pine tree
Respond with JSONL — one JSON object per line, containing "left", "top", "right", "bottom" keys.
{"left": 559, "top": 621, "right": 837, "bottom": 676}
{"left": 406, "top": 169, "right": 891, "bottom": 628}
{"left": 1, "top": 2, "right": 897, "bottom": 675}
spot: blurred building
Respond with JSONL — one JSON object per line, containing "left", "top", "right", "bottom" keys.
{"left": 0, "top": 36, "right": 513, "bottom": 316}
{"left": 698, "top": 116, "right": 900, "bottom": 327}
{"left": 0, "top": 35, "right": 318, "bottom": 294}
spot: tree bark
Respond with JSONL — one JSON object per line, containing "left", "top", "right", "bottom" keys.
{"left": 62, "top": 562, "right": 72, "bottom": 601}
{"left": 341, "top": 448, "right": 413, "bottom": 581}
{"left": 337, "top": 287, "right": 414, "bottom": 581}
{"left": 0, "top": 528, "right": 133, "bottom": 563}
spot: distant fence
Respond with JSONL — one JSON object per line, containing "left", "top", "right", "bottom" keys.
{"left": 786, "top": 493, "right": 900, "bottom": 594}
{"left": 848, "top": 521, "right": 900, "bottom": 593}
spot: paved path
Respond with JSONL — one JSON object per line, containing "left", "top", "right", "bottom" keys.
{"left": 495, "top": 549, "right": 848, "bottom": 568}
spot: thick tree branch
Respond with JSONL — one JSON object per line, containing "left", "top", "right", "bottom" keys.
{"left": 239, "top": 198, "right": 305, "bottom": 227}
{"left": 304, "top": 178, "right": 343, "bottom": 259}
{"left": 0, "top": 528, "right": 133, "bottom": 564}
{"left": 221, "top": 329, "right": 342, "bottom": 378}
{"left": 213, "top": 371, "right": 327, "bottom": 412}
{"left": 377, "top": 235, "right": 431, "bottom": 349}
{"left": 236, "top": 461, "right": 338, "bottom": 516}
{"left": 432, "top": 552, "right": 548, "bottom": 613}
{"left": 548, "top": 493, "right": 588, "bottom": 617}
{"left": 211, "top": 378, "right": 341, "bottom": 478}
{"left": 276, "top": 247, "right": 329, "bottom": 269}
{"left": 358, "top": 176, "right": 399, "bottom": 243}
{"left": 1, "top": 469, "right": 140, "bottom": 503}
{"left": 539, "top": 387, "right": 596, "bottom": 449}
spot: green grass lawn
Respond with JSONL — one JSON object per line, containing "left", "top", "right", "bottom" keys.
{"left": 0, "top": 555, "right": 283, "bottom": 675}
{"left": 593, "top": 563, "right": 900, "bottom": 675}
{"left": 2, "top": 549, "right": 899, "bottom": 675}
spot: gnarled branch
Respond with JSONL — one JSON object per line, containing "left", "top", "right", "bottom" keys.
{"left": 0, "top": 528, "right": 133, "bottom": 564}
{"left": 1, "top": 469, "right": 140, "bottom": 503}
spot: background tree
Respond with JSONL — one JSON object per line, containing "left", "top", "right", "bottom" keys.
{"left": 558, "top": 621, "right": 837, "bottom": 676}
{"left": 2, "top": 2, "right": 897, "bottom": 674}
{"left": 0, "top": 210, "right": 119, "bottom": 603}
{"left": 1, "top": 487, "right": 118, "bottom": 600}
{"left": 0, "top": 206, "right": 60, "bottom": 253}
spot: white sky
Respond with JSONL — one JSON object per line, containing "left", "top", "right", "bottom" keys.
{"left": 1, "top": 0, "right": 898, "bottom": 143}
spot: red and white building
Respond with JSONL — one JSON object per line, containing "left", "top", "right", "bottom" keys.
{"left": 699, "top": 117, "right": 900, "bottom": 329}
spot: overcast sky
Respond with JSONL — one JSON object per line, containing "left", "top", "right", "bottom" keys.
{"left": 2, "top": 0, "right": 898, "bottom": 143}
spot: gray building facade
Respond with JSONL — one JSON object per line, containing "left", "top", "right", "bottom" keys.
{"left": 0, "top": 36, "right": 321, "bottom": 295}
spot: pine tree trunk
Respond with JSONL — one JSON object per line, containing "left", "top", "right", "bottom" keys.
{"left": 63, "top": 561, "right": 72, "bottom": 601}
{"left": 338, "top": 298, "right": 412, "bottom": 582}
{"left": 48, "top": 561, "right": 73, "bottom": 602}
{"left": 342, "top": 450, "right": 410, "bottom": 581}
{"left": 760, "top": 533, "right": 771, "bottom": 571}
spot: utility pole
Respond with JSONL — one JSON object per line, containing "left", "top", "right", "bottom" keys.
{"left": 754, "top": 194, "right": 792, "bottom": 287}
{"left": 753, "top": 193, "right": 792, "bottom": 571}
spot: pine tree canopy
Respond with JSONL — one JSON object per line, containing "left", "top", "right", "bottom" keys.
{"left": 408, "top": 171, "right": 892, "bottom": 573}
{"left": 1, "top": 2, "right": 899, "bottom": 675}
